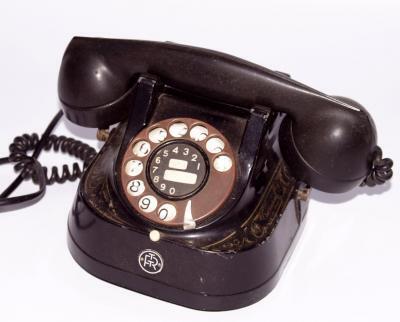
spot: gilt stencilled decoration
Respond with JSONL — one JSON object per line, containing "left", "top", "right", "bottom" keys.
{"left": 203, "top": 162, "right": 295, "bottom": 252}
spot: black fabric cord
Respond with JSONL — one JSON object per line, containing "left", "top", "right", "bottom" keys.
{"left": 362, "top": 146, "right": 393, "bottom": 187}
{"left": 0, "top": 111, "right": 96, "bottom": 211}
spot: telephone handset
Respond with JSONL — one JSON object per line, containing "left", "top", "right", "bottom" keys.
{"left": 0, "top": 37, "right": 393, "bottom": 310}
{"left": 58, "top": 37, "right": 388, "bottom": 193}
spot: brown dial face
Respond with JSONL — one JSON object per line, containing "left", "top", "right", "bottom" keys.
{"left": 119, "top": 118, "right": 236, "bottom": 230}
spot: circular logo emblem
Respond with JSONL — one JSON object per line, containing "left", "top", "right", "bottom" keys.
{"left": 138, "top": 249, "right": 163, "bottom": 274}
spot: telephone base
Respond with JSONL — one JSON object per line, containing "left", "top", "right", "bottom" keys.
{"left": 67, "top": 188, "right": 308, "bottom": 311}
{"left": 67, "top": 223, "right": 304, "bottom": 311}
{"left": 66, "top": 119, "right": 309, "bottom": 311}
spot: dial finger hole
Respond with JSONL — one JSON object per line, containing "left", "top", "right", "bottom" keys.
{"left": 139, "top": 195, "right": 158, "bottom": 213}
{"left": 206, "top": 137, "right": 225, "bottom": 154}
{"left": 190, "top": 125, "right": 208, "bottom": 141}
{"left": 157, "top": 204, "right": 177, "bottom": 221}
{"left": 125, "top": 160, "right": 143, "bottom": 176}
{"left": 169, "top": 122, "right": 188, "bottom": 137}
{"left": 148, "top": 127, "right": 167, "bottom": 143}
{"left": 213, "top": 155, "right": 233, "bottom": 172}
{"left": 132, "top": 141, "right": 151, "bottom": 157}
{"left": 127, "top": 179, "right": 145, "bottom": 196}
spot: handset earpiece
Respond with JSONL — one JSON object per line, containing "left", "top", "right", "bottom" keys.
{"left": 279, "top": 96, "right": 392, "bottom": 193}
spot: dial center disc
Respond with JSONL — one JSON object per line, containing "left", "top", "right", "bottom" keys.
{"left": 147, "top": 141, "right": 209, "bottom": 199}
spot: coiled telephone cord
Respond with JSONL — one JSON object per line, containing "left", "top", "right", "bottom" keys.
{"left": 0, "top": 111, "right": 97, "bottom": 211}
{"left": 362, "top": 146, "right": 393, "bottom": 187}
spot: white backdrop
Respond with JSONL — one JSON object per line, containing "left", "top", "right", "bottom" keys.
{"left": 0, "top": 1, "right": 398, "bottom": 321}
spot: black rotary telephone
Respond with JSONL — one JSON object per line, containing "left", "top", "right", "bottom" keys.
{"left": 0, "top": 37, "right": 393, "bottom": 310}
